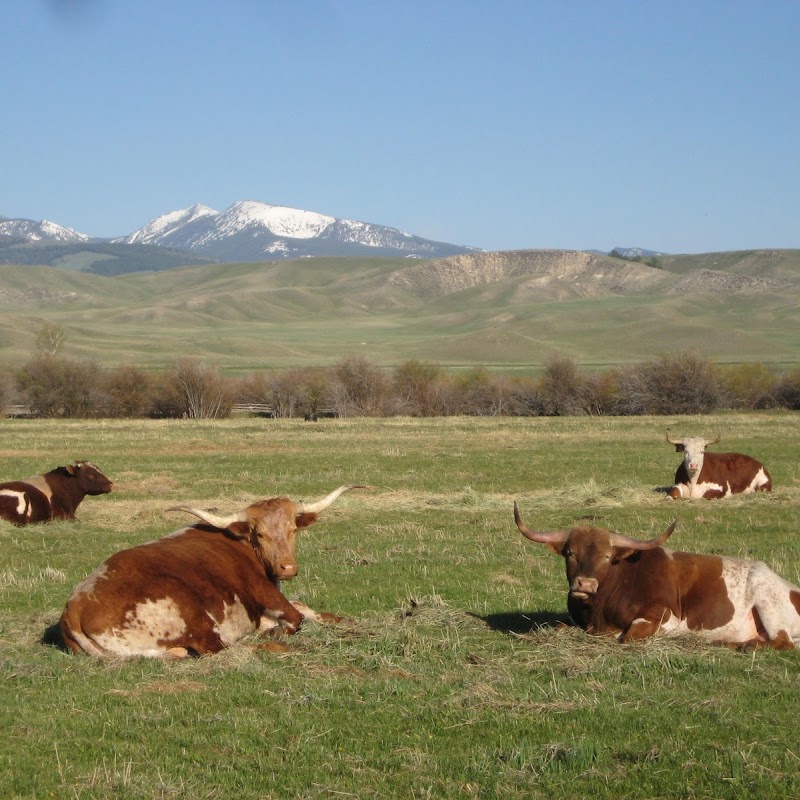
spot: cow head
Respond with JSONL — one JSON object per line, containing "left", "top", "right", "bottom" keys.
{"left": 513, "top": 502, "right": 676, "bottom": 600}
{"left": 66, "top": 461, "right": 114, "bottom": 495}
{"left": 665, "top": 432, "right": 720, "bottom": 478}
{"left": 168, "top": 485, "right": 366, "bottom": 581}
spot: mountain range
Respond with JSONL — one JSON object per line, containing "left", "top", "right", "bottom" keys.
{"left": 0, "top": 201, "right": 476, "bottom": 270}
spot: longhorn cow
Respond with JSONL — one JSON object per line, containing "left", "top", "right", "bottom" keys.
{"left": 514, "top": 503, "right": 800, "bottom": 649}
{"left": 59, "top": 485, "right": 365, "bottom": 658}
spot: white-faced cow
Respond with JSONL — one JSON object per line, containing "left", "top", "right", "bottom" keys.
{"left": 59, "top": 485, "right": 365, "bottom": 658}
{"left": 665, "top": 432, "right": 772, "bottom": 499}
{"left": 513, "top": 503, "right": 800, "bottom": 649}
{"left": 0, "top": 462, "right": 114, "bottom": 525}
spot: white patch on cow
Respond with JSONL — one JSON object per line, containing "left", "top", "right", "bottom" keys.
{"left": 206, "top": 596, "right": 254, "bottom": 646}
{"left": 91, "top": 596, "right": 189, "bottom": 658}
{"left": 0, "top": 489, "right": 30, "bottom": 516}
{"left": 689, "top": 558, "right": 800, "bottom": 645}
{"left": 23, "top": 474, "right": 53, "bottom": 501}
{"left": 259, "top": 616, "right": 281, "bottom": 633}
{"left": 747, "top": 467, "right": 770, "bottom": 493}
{"left": 672, "top": 480, "right": 726, "bottom": 499}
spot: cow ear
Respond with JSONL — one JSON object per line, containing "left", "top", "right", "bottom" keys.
{"left": 226, "top": 521, "right": 251, "bottom": 539}
{"left": 674, "top": 444, "right": 685, "bottom": 452}
{"left": 295, "top": 513, "right": 318, "bottom": 529}
{"left": 65, "top": 463, "right": 78, "bottom": 475}
{"left": 612, "top": 547, "right": 637, "bottom": 563}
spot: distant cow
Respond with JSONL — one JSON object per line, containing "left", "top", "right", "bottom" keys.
{"left": 59, "top": 484, "right": 365, "bottom": 658}
{"left": 0, "top": 462, "right": 114, "bottom": 525}
{"left": 665, "top": 432, "right": 772, "bottom": 499}
{"left": 513, "top": 503, "right": 800, "bottom": 649}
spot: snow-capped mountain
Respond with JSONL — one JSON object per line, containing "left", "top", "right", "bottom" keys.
{"left": 0, "top": 216, "right": 89, "bottom": 243}
{"left": 118, "top": 200, "right": 476, "bottom": 261}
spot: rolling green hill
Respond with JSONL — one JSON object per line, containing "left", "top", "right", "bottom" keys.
{"left": 1, "top": 249, "right": 798, "bottom": 372}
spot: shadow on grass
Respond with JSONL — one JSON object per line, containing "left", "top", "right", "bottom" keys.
{"left": 41, "top": 622, "right": 67, "bottom": 651}
{"left": 471, "top": 609, "right": 574, "bottom": 635}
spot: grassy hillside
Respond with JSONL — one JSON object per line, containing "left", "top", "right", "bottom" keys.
{"left": 0, "top": 250, "right": 798, "bottom": 371}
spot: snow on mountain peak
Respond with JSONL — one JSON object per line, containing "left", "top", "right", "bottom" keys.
{"left": 125, "top": 204, "right": 218, "bottom": 245}
{"left": 220, "top": 200, "right": 335, "bottom": 239}
{"left": 0, "top": 217, "right": 88, "bottom": 242}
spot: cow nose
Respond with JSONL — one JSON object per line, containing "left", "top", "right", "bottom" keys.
{"left": 573, "top": 577, "right": 598, "bottom": 595}
{"left": 278, "top": 563, "right": 298, "bottom": 579}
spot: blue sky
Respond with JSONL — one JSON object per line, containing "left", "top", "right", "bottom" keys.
{"left": 2, "top": 0, "right": 798, "bottom": 253}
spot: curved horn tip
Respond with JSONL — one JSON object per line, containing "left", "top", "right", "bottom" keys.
{"left": 297, "top": 484, "right": 368, "bottom": 515}
{"left": 165, "top": 505, "right": 244, "bottom": 529}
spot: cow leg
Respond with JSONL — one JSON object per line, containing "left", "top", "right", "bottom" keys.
{"left": 290, "top": 601, "right": 345, "bottom": 625}
{"left": 722, "top": 633, "right": 794, "bottom": 652}
{"left": 619, "top": 608, "right": 672, "bottom": 642}
{"left": 163, "top": 647, "right": 190, "bottom": 659}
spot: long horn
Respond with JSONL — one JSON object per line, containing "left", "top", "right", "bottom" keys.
{"left": 166, "top": 506, "right": 247, "bottom": 529}
{"left": 704, "top": 433, "right": 721, "bottom": 447}
{"left": 609, "top": 520, "right": 677, "bottom": 550}
{"left": 297, "top": 484, "right": 368, "bottom": 515}
{"left": 665, "top": 430, "right": 683, "bottom": 446}
{"left": 513, "top": 502, "right": 569, "bottom": 545}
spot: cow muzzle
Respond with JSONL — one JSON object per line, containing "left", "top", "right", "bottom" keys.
{"left": 277, "top": 563, "right": 298, "bottom": 579}
{"left": 570, "top": 576, "right": 598, "bottom": 598}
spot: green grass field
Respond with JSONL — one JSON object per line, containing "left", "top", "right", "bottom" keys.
{"left": 1, "top": 413, "right": 798, "bottom": 798}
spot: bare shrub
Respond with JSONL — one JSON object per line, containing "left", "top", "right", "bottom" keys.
{"left": 330, "top": 356, "right": 391, "bottom": 417}
{"left": 772, "top": 369, "right": 800, "bottom": 410}
{"left": 455, "top": 368, "right": 529, "bottom": 416}
{"left": 101, "top": 365, "right": 157, "bottom": 418}
{"left": 0, "top": 369, "right": 14, "bottom": 414}
{"left": 154, "top": 358, "right": 235, "bottom": 419}
{"left": 16, "top": 356, "right": 105, "bottom": 418}
{"left": 300, "top": 368, "right": 332, "bottom": 417}
{"left": 239, "top": 368, "right": 332, "bottom": 419}
{"left": 583, "top": 370, "right": 621, "bottom": 416}
{"left": 539, "top": 353, "right": 588, "bottom": 416}
{"left": 509, "top": 376, "right": 544, "bottom": 416}
{"left": 393, "top": 360, "right": 446, "bottom": 417}
{"left": 614, "top": 349, "right": 724, "bottom": 415}
{"left": 720, "top": 363, "right": 778, "bottom": 409}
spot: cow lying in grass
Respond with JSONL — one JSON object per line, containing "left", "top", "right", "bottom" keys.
{"left": 0, "top": 462, "right": 113, "bottom": 525}
{"left": 665, "top": 432, "right": 772, "bottom": 499}
{"left": 60, "top": 485, "right": 365, "bottom": 658}
{"left": 514, "top": 503, "right": 800, "bottom": 650}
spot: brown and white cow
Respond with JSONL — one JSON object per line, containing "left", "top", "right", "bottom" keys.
{"left": 513, "top": 503, "right": 800, "bottom": 649}
{"left": 0, "top": 462, "right": 114, "bottom": 525}
{"left": 59, "top": 485, "right": 365, "bottom": 658}
{"left": 665, "top": 432, "right": 772, "bottom": 499}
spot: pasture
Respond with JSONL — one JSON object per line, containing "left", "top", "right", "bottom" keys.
{"left": 0, "top": 413, "right": 798, "bottom": 799}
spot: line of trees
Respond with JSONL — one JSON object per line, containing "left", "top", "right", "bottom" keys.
{"left": 2, "top": 348, "right": 799, "bottom": 419}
